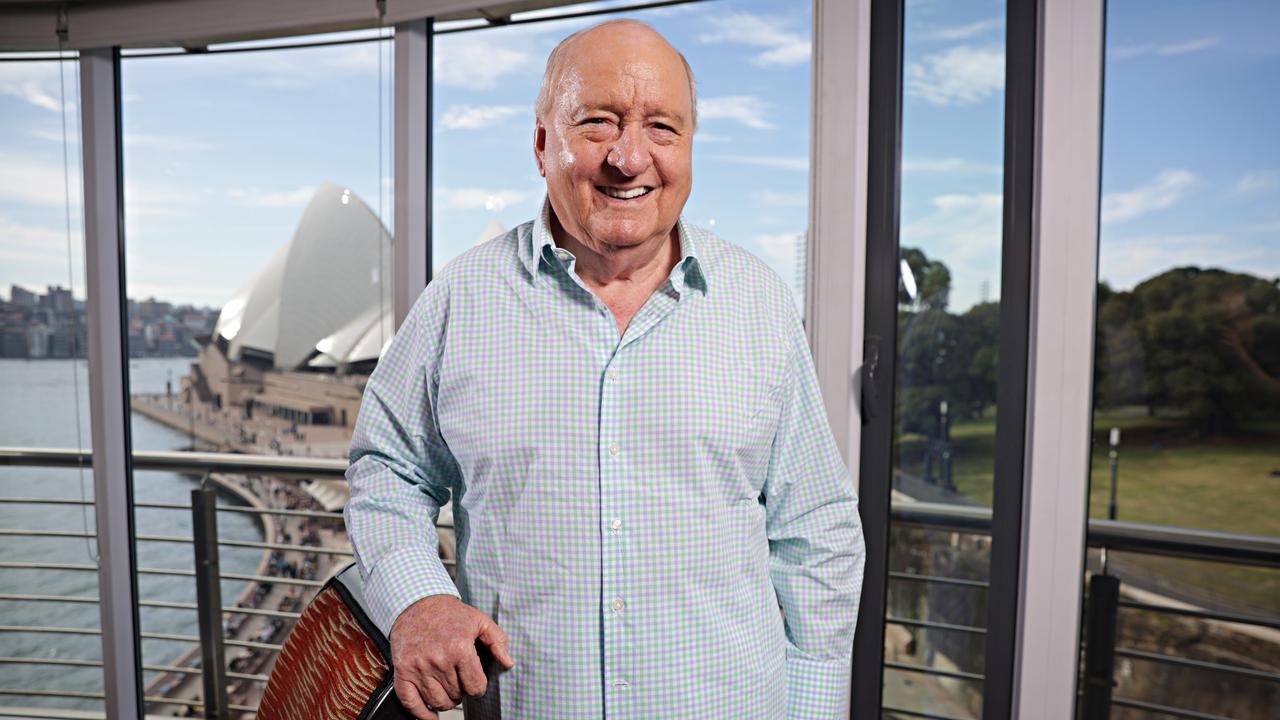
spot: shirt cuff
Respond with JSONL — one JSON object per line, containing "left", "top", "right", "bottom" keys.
{"left": 362, "top": 545, "right": 460, "bottom": 638}
{"left": 786, "top": 645, "right": 851, "bottom": 720}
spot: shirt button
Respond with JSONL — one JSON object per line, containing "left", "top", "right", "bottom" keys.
{"left": 608, "top": 442, "right": 620, "bottom": 457}
{"left": 612, "top": 679, "right": 630, "bottom": 689}
{"left": 610, "top": 518, "right": 623, "bottom": 531}
{"left": 554, "top": 248, "right": 571, "bottom": 260}
{"left": 607, "top": 368, "right": 619, "bottom": 381}
{"left": 611, "top": 598, "right": 625, "bottom": 613}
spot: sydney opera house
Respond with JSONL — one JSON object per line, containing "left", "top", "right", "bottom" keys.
{"left": 187, "top": 183, "right": 395, "bottom": 436}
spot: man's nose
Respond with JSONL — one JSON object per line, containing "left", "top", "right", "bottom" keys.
{"left": 607, "top": 125, "right": 653, "bottom": 177}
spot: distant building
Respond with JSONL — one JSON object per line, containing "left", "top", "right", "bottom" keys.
{"left": 43, "top": 285, "right": 74, "bottom": 314}
{"left": 26, "top": 324, "right": 52, "bottom": 358}
{"left": 9, "top": 285, "right": 37, "bottom": 308}
{"left": 0, "top": 328, "right": 27, "bottom": 358}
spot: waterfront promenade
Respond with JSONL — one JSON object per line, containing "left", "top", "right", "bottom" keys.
{"left": 130, "top": 392, "right": 461, "bottom": 718}
{"left": 143, "top": 471, "right": 349, "bottom": 717}
{"left": 131, "top": 393, "right": 351, "bottom": 717}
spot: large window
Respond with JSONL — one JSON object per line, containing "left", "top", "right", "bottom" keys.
{"left": 119, "top": 33, "right": 391, "bottom": 715}
{"left": 0, "top": 56, "right": 103, "bottom": 714}
{"left": 432, "top": 0, "right": 812, "bottom": 311}
{"left": 1081, "top": 0, "right": 1279, "bottom": 716}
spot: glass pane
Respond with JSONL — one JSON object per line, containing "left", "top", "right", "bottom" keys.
{"left": 1084, "top": 0, "right": 1279, "bottom": 716}
{"left": 0, "top": 56, "right": 104, "bottom": 715}
{"left": 883, "top": 1, "right": 1007, "bottom": 717}
{"left": 432, "top": 0, "right": 812, "bottom": 312}
{"left": 120, "top": 32, "right": 389, "bottom": 715}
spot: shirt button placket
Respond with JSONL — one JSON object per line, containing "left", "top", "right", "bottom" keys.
{"left": 601, "top": 354, "right": 629, "bottom": 713}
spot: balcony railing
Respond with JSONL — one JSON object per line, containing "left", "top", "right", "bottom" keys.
{"left": 1, "top": 447, "right": 1277, "bottom": 719}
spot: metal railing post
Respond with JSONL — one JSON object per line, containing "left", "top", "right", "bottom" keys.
{"left": 1081, "top": 572, "right": 1120, "bottom": 719}
{"left": 192, "top": 485, "right": 230, "bottom": 719}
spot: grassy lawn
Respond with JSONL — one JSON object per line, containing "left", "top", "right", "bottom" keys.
{"left": 893, "top": 412, "right": 1280, "bottom": 613}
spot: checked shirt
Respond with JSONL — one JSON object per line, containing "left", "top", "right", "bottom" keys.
{"left": 344, "top": 202, "right": 865, "bottom": 719}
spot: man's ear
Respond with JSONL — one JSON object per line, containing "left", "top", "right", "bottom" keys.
{"left": 533, "top": 122, "right": 547, "bottom": 178}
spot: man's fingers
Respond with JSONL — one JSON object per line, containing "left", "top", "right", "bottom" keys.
{"left": 457, "top": 650, "right": 488, "bottom": 698}
{"left": 421, "top": 676, "right": 456, "bottom": 713}
{"left": 434, "top": 660, "right": 463, "bottom": 703}
{"left": 394, "top": 675, "right": 438, "bottom": 720}
{"left": 477, "top": 620, "right": 515, "bottom": 669}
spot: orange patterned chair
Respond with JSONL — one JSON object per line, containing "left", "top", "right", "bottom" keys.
{"left": 259, "top": 563, "right": 412, "bottom": 720}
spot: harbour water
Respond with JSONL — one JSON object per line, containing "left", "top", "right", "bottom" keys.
{"left": 0, "top": 357, "right": 266, "bottom": 713}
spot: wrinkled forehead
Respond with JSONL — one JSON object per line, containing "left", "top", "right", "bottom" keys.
{"left": 553, "top": 53, "right": 692, "bottom": 117}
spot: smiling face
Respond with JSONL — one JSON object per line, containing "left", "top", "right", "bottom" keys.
{"left": 534, "top": 23, "right": 695, "bottom": 255}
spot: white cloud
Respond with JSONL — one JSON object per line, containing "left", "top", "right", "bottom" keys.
{"left": 903, "top": 157, "right": 1001, "bottom": 175}
{"left": 243, "top": 41, "right": 386, "bottom": 88}
{"left": 1233, "top": 171, "right": 1278, "bottom": 197}
{"left": 0, "top": 215, "right": 78, "bottom": 265}
{"left": 1111, "top": 36, "right": 1219, "bottom": 60}
{"left": 752, "top": 190, "right": 807, "bottom": 207}
{"left": 698, "top": 12, "right": 811, "bottom": 67}
{"left": 921, "top": 18, "right": 1003, "bottom": 42}
{"left": 435, "top": 187, "right": 531, "bottom": 212}
{"left": 0, "top": 153, "right": 80, "bottom": 208}
{"left": 120, "top": 180, "right": 196, "bottom": 219}
{"left": 1101, "top": 169, "right": 1196, "bottom": 223}
{"left": 713, "top": 154, "right": 808, "bottom": 172}
{"left": 228, "top": 185, "right": 317, "bottom": 209}
{"left": 907, "top": 45, "right": 1004, "bottom": 106}
{"left": 755, "top": 232, "right": 803, "bottom": 277}
{"left": 697, "top": 95, "right": 774, "bottom": 130}
{"left": 1241, "top": 221, "right": 1280, "bottom": 233}
{"left": 441, "top": 104, "right": 527, "bottom": 130}
{"left": 0, "top": 61, "right": 74, "bottom": 113}
{"left": 434, "top": 37, "right": 532, "bottom": 89}
{"left": 1098, "top": 232, "right": 1278, "bottom": 289}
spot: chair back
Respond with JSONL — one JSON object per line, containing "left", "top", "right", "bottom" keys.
{"left": 259, "top": 563, "right": 412, "bottom": 720}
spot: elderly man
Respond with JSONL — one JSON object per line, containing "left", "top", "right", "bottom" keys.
{"left": 345, "top": 19, "right": 864, "bottom": 720}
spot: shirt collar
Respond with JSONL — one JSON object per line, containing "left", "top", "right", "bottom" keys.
{"left": 523, "top": 197, "right": 707, "bottom": 295}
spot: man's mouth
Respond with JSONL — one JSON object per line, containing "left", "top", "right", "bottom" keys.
{"left": 597, "top": 185, "right": 653, "bottom": 200}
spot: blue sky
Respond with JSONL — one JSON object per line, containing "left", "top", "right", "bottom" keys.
{"left": 0, "top": 0, "right": 1275, "bottom": 313}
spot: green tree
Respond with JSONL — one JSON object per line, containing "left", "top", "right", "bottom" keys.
{"left": 1094, "top": 268, "right": 1280, "bottom": 434}
{"left": 894, "top": 249, "right": 1001, "bottom": 437}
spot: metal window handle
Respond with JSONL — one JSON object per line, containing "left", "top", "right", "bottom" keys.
{"left": 861, "top": 339, "right": 881, "bottom": 421}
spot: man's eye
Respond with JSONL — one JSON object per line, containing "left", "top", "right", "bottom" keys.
{"left": 583, "top": 118, "right": 609, "bottom": 125}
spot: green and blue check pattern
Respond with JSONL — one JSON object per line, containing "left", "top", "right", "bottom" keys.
{"left": 345, "top": 203, "right": 865, "bottom": 719}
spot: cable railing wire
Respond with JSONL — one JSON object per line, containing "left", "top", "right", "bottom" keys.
{"left": 1, "top": 446, "right": 1276, "bottom": 717}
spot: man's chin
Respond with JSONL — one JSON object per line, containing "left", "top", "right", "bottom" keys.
{"left": 587, "top": 226, "right": 665, "bottom": 250}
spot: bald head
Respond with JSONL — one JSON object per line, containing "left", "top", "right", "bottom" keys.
{"left": 535, "top": 19, "right": 697, "bottom": 130}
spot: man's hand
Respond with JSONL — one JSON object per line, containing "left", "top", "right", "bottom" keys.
{"left": 389, "top": 595, "right": 515, "bottom": 719}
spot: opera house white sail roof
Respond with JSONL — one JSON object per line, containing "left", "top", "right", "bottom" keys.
{"left": 213, "top": 182, "right": 393, "bottom": 371}
{"left": 212, "top": 182, "right": 508, "bottom": 372}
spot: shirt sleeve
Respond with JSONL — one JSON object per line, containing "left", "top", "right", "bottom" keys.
{"left": 343, "top": 278, "right": 462, "bottom": 638}
{"left": 763, "top": 309, "right": 867, "bottom": 719}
